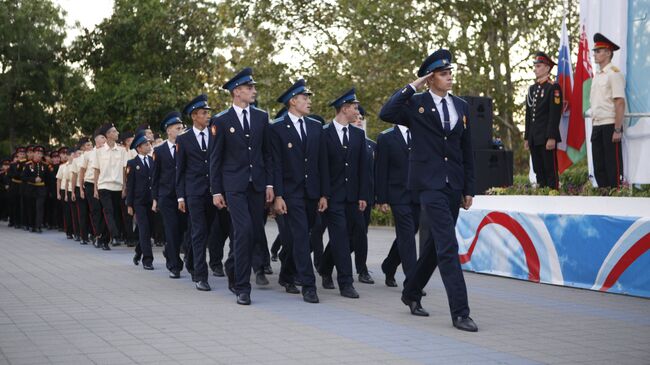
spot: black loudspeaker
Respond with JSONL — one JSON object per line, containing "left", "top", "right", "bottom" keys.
{"left": 460, "top": 96, "right": 493, "bottom": 150}
{"left": 473, "top": 149, "right": 513, "bottom": 194}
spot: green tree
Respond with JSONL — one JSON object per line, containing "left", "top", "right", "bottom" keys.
{"left": 0, "top": 0, "right": 74, "bottom": 152}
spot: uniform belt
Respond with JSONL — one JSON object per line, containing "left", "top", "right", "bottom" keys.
{"left": 11, "top": 179, "right": 22, "bottom": 184}
{"left": 28, "top": 182, "right": 45, "bottom": 187}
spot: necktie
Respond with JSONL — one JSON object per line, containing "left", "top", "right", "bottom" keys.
{"left": 406, "top": 130, "right": 411, "bottom": 147}
{"left": 242, "top": 109, "right": 250, "bottom": 137}
{"left": 143, "top": 157, "right": 149, "bottom": 170}
{"left": 342, "top": 127, "right": 349, "bottom": 148}
{"left": 298, "top": 118, "right": 307, "bottom": 152}
{"left": 441, "top": 98, "right": 451, "bottom": 133}
{"left": 199, "top": 131, "right": 207, "bottom": 151}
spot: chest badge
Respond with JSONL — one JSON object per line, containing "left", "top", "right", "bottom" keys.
{"left": 211, "top": 125, "right": 217, "bottom": 136}
{"left": 136, "top": 165, "right": 140, "bottom": 170}
{"left": 418, "top": 107, "right": 424, "bottom": 114}
{"left": 288, "top": 142, "right": 293, "bottom": 149}
{"left": 229, "top": 127, "right": 235, "bottom": 133}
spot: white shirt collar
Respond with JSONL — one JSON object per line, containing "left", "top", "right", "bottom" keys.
{"left": 397, "top": 125, "right": 409, "bottom": 134}
{"left": 430, "top": 90, "right": 450, "bottom": 104}
{"left": 232, "top": 104, "right": 250, "bottom": 117}
{"left": 166, "top": 140, "right": 175, "bottom": 149}
{"left": 138, "top": 154, "right": 148, "bottom": 160}
{"left": 192, "top": 126, "right": 206, "bottom": 136}
{"left": 332, "top": 119, "right": 349, "bottom": 133}
{"left": 287, "top": 111, "right": 304, "bottom": 124}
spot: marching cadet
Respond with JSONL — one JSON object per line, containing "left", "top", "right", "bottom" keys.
{"left": 379, "top": 49, "right": 478, "bottom": 332}
{"left": 0, "top": 158, "right": 10, "bottom": 221}
{"left": 55, "top": 147, "right": 69, "bottom": 231}
{"left": 21, "top": 145, "right": 48, "bottom": 233}
{"left": 524, "top": 51, "right": 562, "bottom": 189}
{"left": 590, "top": 33, "right": 626, "bottom": 189}
{"left": 45, "top": 151, "right": 60, "bottom": 230}
{"left": 317, "top": 88, "right": 368, "bottom": 299}
{"left": 71, "top": 138, "right": 94, "bottom": 244}
{"left": 126, "top": 131, "right": 155, "bottom": 270}
{"left": 67, "top": 148, "right": 81, "bottom": 241}
{"left": 376, "top": 124, "right": 422, "bottom": 288}
{"left": 8, "top": 146, "right": 26, "bottom": 229}
{"left": 152, "top": 111, "right": 189, "bottom": 278}
{"left": 351, "top": 106, "right": 375, "bottom": 284}
{"left": 270, "top": 79, "right": 327, "bottom": 303}
{"left": 120, "top": 131, "right": 137, "bottom": 247}
{"left": 79, "top": 128, "right": 107, "bottom": 247}
{"left": 177, "top": 94, "right": 222, "bottom": 291}
{"left": 210, "top": 67, "right": 274, "bottom": 305}
{"left": 269, "top": 107, "right": 288, "bottom": 264}
{"left": 92, "top": 123, "right": 129, "bottom": 250}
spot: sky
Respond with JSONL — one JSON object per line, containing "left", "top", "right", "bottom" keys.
{"left": 53, "top": 0, "right": 114, "bottom": 45}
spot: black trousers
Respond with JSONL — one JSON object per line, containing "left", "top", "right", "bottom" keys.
{"left": 530, "top": 144, "right": 558, "bottom": 189}
{"left": 9, "top": 182, "right": 21, "bottom": 226}
{"left": 382, "top": 203, "right": 421, "bottom": 279}
{"left": 591, "top": 124, "right": 623, "bottom": 188}
{"left": 28, "top": 186, "right": 46, "bottom": 230}
{"left": 98, "top": 189, "right": 123, "bottom": 241}
{"left": 310, "top": 213, "right": 325, "bottom": 269}
{"left": 403, "top": 186, "right": 470, "bottom": 320}
{"left": 84, "top": 182, "right": 104, "bottom": 238}
{"left": 318, "top": 202, "right": 359, "bottom": 287}
{"left": 224, "top": 185, "right": 265, "bottom": 295}
{"left": 278, "top": 198, "right": 318, "bottom": 289}
{"left": 133, "top": 203, "right": 154, "bottom": 266}
{"left": 74, "top": 187, "right": 90, "bottom": 241}
{"left": 271, "top": 217, "right": 284, "bottom": 256}
{"left": 208, "top": 208, "right": 230, "bottom": 272}
{"left": 159, "top": 196, "right": 187, "bottom": 273}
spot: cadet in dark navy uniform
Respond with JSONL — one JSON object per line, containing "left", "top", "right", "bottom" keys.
{"left": 524, "top": 51, "right": 562, "bottom": 189}
{"left": 177, "top": 94, "right": 224, "bottom": 291}
{"left": 379, "top": 49, "right": 478, "bottom": 332}
{"left": 8, "top": 147, "right": 27, "bottom": 228}
{"left": 152, "top": 112, "right": 189, "bottom": 278}
{"left": 210, "top": 67, "right": 275, "bottom": 305}
{"left": 376, "top": 124, "right": 423, "bottom": 288}
{"left": 317, "top": 88, "right": 368, "bottom": 299}
{"left": 270, "top": 79, "right": 327, "bottom": 303}
{"left": 351, "top": 106, "right": 375, "bottom": 284}
{"left": 126, "top": 131, "right": 155, "bottom": 270}
{"left": 0, "top": 158, "right": 10, "bottom": 221}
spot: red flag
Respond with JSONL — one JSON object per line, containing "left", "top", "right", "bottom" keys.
{"left": 567, "top": 26, "right": 592, "bottom": 150}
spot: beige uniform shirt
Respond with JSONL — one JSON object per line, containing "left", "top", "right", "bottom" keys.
{"left": 65, "top": 161, "right": 75, "bottom": 192}
{"left": 72, "top": 155, "right": 84, "bottom": 188}
{"left": 93, "top": 143, "right": 128, "bottom": 191}
{"left": 56, "top": 163, "right": 68, "bottom": 191}
{"left": 82, "top": 148, "right": 97, "bottom": 183}
{"left": 590, "top": 63, "right": 626, "bottom": 126}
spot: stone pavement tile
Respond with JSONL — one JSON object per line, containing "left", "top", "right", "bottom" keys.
{"left": 47, "top": 354, "right": 95, "bottom": 364}
{"left": 3, "top": 356, "right": 51, "bottom": 365}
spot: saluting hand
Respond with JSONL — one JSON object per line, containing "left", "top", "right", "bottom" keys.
{"left": 411, "top": 72, "right": 433, "bottom": 90}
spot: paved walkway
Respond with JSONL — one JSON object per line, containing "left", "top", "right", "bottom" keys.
{"left": 0, "top": 222, "right": 648, "bottom": 365}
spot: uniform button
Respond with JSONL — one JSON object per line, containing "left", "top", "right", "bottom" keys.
{"left": 345, "top": 178, "right": 348, "bottom": 182}
{"left": 206, "top": 174, "right": 208, "bottom": 177}
{"left": 444, "top": 137, "right": 447, "bottom": 140}
{"left": 248, "top": 147, "right": 252, "bottom": 150}
{"left": 444, "top": 157, "right": 448, "bottom": 161}
{"left": 204, "top": 160, "right": 207, "bottom": 163}
{"left": 304, "top": 158, "right": 308, "bottom": 162}
{"left": 249, "top": 164, "right": 253, "bottom": 168}
{"left": 305, "top": 175, "right": 308, "bottom": 178}
{"left": 345, "top": 163, "right": 349, "bottom": 166}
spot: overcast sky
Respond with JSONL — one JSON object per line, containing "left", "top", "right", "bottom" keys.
{"left": 54, "top": 0, "right": 114, "bottom": 44}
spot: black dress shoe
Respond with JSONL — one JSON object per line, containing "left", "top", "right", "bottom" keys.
{"left": 385, "top": 275, "right": 398, "bottom": 287}
{"left": 143, "top": 264, "right": 154, "bottom": 270}
{"left": 133, "top": 255, "right": 140, "bottom": 266}
{"left": 279, "top": 280, "right": 300, "bottom": 294}
{"left": 169, "top": 271, "right": 180, "bottom": 279}
{"left": 195, "top": 281, "right": 211, "bottom": 291}
{"left": 237, "top": 293, "right": 251, "bottom": 305}
{"left": 102, "top": 243, "right": 111, "bottom": 251}
{"left": 453, "top": 316, "right": 478, "bottom": 332}
{"left": 255, "top": 272, "right": 269, "bottom": 286}
{"left": 80, "top": 240, "right": 89, "bottom": 245}
{"left": 401, "top": 295, "right": 429, "bottom": 317}
{"left": 66, "top": 234, "right": 73, "bottom": 240}
{"left": 302, "top": 289, "right": 319, "bottom": 303}
{"left": 270, "top": 253, "right": 278, "bottom": 262}
{"left": 358, "top": 271, "right": 375, "bottom": 284}
{"left": 110, "top": 238, "right": 120, "bottom": 246}
{"left": 340, "top": 285, "right": 360, "bottom": 299}
{"left": 264, "top": 265, "right": 273, "bottom": 275}
{"left": 321, "top": 275, "right": 335, "bottom": 289}
{"left": 421, "top": 290, "right": 427, "bottom": 296}
{"left": 212, "top": 266, "right": 225, "bottom": 277}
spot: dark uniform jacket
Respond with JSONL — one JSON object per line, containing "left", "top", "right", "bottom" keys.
{"left": 524, "top": 80, "right": 563, "bottom": 146}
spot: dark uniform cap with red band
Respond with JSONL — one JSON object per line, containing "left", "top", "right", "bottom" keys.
{"left": 533, "top": 51, "right": 557, "bottom": 68}
{"left": 593, "top": 33, "right": 620, "bottom": 51}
